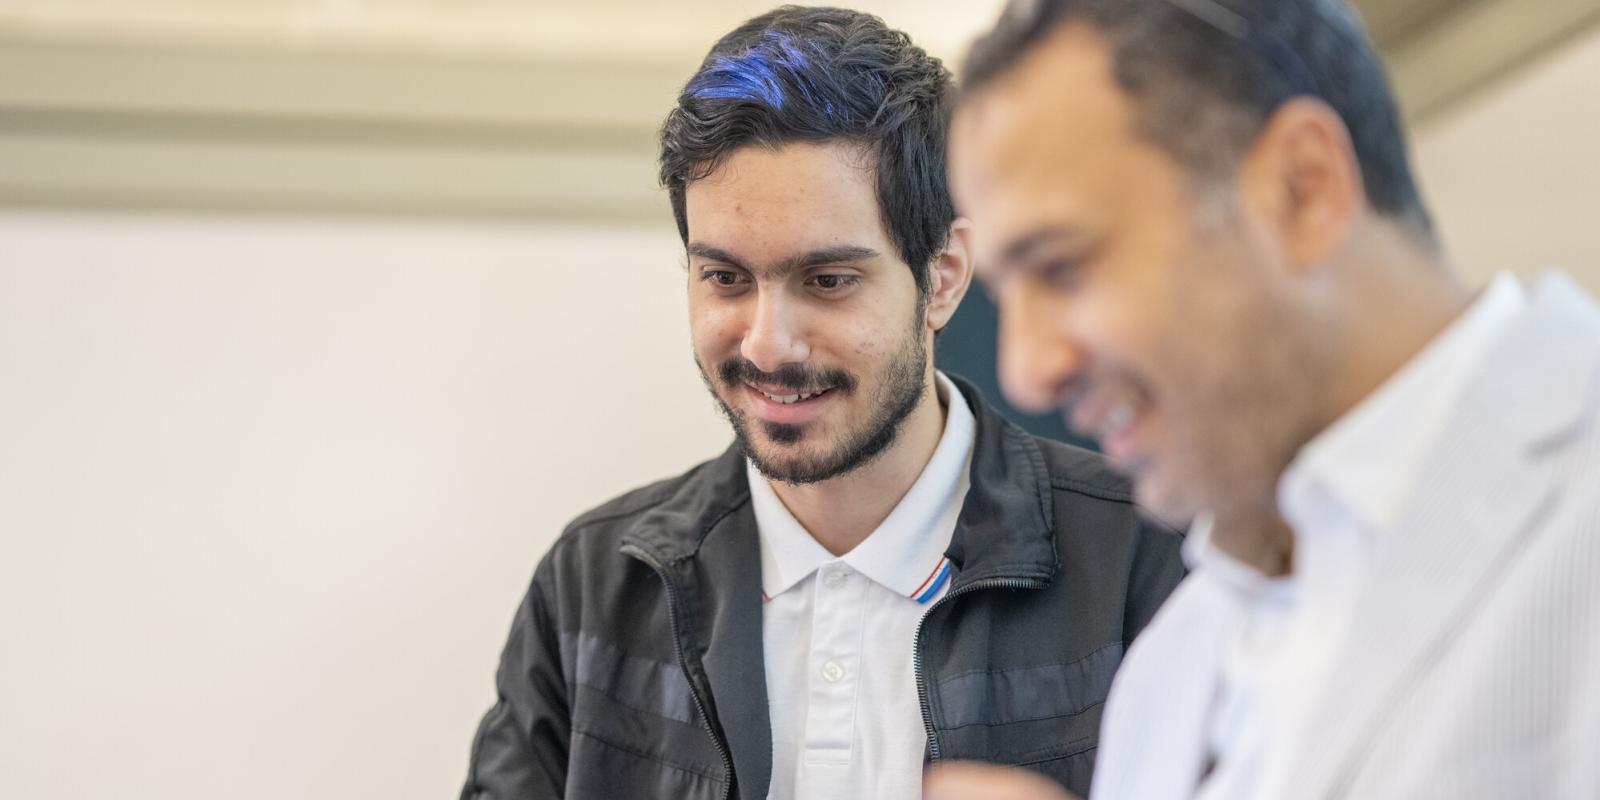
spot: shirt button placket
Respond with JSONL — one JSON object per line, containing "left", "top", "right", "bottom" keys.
{"left": 803, "top": 563, "right": 862, "bottom": 762}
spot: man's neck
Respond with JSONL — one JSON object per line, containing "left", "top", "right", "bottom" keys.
{"left": 1321, "top": 237, "right": 1472, "bottom": 440}
{"left": 1211, "top": 506, "right": 1297, "bottom": 577}
{"left": 770, "top": 376, "right": 948, "bottom": 557}
{"left": 1219, "top": 226, "right": 1472, "bottom": 578}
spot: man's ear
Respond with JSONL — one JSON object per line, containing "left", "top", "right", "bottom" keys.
{"left": 1238, "top": 97, "right": 1362, "bottom": 273}
{"left": 925, "top": 217, "right": 977, "bottom": 331}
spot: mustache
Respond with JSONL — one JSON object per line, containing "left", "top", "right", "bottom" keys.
{"left": 717, "top": 358, "right": 857, "bottom": 394}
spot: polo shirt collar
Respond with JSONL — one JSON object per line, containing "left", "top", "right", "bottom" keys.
{"left": 751, "top": 371, "right": 976, "bottom": 604}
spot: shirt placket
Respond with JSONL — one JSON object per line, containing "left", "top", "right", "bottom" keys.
{"left": 798, "top": 560, "right": 869, "bottom": 795}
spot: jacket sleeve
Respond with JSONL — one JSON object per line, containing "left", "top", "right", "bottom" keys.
{"left": 1122, "top": 514, "right": 1188, "bottom": 645}
{"left": 461, "top": 558, "right": 570, "bottom": 800}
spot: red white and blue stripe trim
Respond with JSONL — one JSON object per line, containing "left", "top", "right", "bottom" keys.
{"left": 759, "top": 557, "right": 955, "bottom": 604}
{"left": 910, "top": 556, "right": 952, "bottom": 604}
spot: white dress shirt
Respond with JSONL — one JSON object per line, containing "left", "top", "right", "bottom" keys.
{"left": 751, "top": 371, "right": 975, "bottom": 800}
{"left": 1093, "top": 273, "right": 1529, "bottom": 800}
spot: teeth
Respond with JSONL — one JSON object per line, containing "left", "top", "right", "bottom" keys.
{"left": 1099, "top": 404, "right": 1134, "bottom": 439}
{"left": 755, "top": 387, "right": 827, "bottom": 405}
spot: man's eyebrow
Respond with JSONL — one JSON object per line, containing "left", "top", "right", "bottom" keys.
{"left": 993, "top": 225, "right": 1086, "bottom": 273}
{"left": 686, "top": 242, "right": 880, "bottom": 278}
{"left": 686, "top": 242, "right": 747, "bottom": 270}
{"left": 775, "top": 244, "right": 879, "bottom": 276}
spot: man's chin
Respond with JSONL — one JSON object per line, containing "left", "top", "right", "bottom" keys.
{"left": 748, "top": 453, "right": 829, "bottom": 486}
{"left": 1131, "top": 469, "right": 1199, "bottom": 530}
{"left": 756, "top": 419, "right": 810, "bottom": 446}
{"left": 743, "top": 431, "right": 861, "bottom": 485}
{"left": 742, "top": 431, "right": 807, "bottom": 466}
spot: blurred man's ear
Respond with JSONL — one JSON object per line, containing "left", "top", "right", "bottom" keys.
{"left": 1239, "top": 97, "right": 1363, "bottom": 274}
{"left": 925, "top": 218, "right": 977, "bottom": 332}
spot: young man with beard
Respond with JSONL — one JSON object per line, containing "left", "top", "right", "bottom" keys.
{"left": 927, "top": 1, "right": 1600, "bottom": 799}
{"left": 459, "top": 7, "right": 1186, "bottom": 800}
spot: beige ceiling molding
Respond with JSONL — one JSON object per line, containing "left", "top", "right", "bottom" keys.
{"left": 1377, "top": 0, "right": 1600, "bottom": 124}
{"left": 0, "top": 1, "right": 1001, "bottom": 68}
{"left": 0, "top": 40, "right": 685, "bottom": 221}
{"left": 1, "top": 0, "right": 1595, "bottom": 221}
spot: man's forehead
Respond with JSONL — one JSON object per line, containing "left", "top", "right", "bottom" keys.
{"left": 689, "top": 140, "right": 873, "bottom": 191}
{"left": 686, "top": 142, "right": 878, "bottom": 222}
{"left": 683, "top": 141, "right": 897, "bottom": 262}
{"left": 953, "top": 24, "right": 1140, "bottom": 244}
{"left": 961, "top": 24, "right": 1131, "bottom": 167}
{"left": 953, "top": 128, "right": 1101, "bottom": 266}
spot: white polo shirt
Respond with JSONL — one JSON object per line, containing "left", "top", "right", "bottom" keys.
{"left": 750, "top": 371, "right": 976, "bottom": 800}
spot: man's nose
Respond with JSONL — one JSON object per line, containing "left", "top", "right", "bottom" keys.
{"left": 995, "top": 286, "right": 1083, "bottom": 414}
{"left": 741, "top": 291, "right": 811, "bottom": 374}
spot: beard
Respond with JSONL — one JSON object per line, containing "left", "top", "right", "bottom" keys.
{"left": 697, "top": 319, "right": 929, "bottom": 486}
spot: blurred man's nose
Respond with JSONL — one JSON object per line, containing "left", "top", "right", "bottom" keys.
{"left": 740, "top": 290, "right": 811, "bottom": 373}
{"left": 996, "top": 285, "right": 1081, "bottom": 414}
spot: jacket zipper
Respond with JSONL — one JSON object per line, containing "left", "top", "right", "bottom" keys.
{"left": 912, "top": 576, "right": 1044, "bottom": 762}
{"left": 622, "top": 544, "right": 735, "bottom": 800}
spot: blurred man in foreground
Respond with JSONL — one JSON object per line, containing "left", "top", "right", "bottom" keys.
{"left": 461, "top": 7, "right": 1186, "bottom": 799}
{"left": 930, "top": 0, "right": 1600, "bottom": 798}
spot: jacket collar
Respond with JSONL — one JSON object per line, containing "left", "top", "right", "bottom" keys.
{"left": 942, "top": 375, "right": 1059, "bottom": 588}
{"left": 1286, "top": 272, "right": 1600, "bottom": 799}
{"left": 751, "top": 371, "right": 977, "bottom": 603}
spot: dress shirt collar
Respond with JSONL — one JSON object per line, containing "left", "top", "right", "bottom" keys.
{"left": 1279, "top": 273, "right": 1527, "bottom": 536}
{"left": 750, "top": 371, "right": 976, "bottom": 604}
{"left": 1182, "top": 512, "right": 1296, "bottom": 602}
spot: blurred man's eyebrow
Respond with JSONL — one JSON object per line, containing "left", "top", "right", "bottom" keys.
{"left": 993, "top": 225, "right": 1088, "bottom": 273}
{"left": 687, "top": 242, "right": 879, "bottom": 278}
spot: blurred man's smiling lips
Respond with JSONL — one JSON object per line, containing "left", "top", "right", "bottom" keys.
{"left": 1069, "top": 393, "right": 1149, "bottom": 472}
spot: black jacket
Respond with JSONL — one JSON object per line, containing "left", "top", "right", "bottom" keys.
{"left": 462, "top": 378, "right": 1186, "bottom": 799}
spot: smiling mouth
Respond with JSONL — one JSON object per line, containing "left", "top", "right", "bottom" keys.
{"left": 1097, "top": 402, "right": 1135, "bottom": 441}
{"left": 748, "top": 384, "right": 835, "bottom": 405}
{"left": 1064, "top": 385, "right": 1149, "bottom": 468}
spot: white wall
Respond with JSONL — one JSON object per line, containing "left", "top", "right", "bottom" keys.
{"left": 0, "top": 212, "right": 729, "bottom": 799}
{"left": 1413, "top": 21, "right": 1600, "bottom": 293}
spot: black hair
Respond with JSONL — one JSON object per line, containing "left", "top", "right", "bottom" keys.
{"left": 962, "top": 0, "right": 1434, "bottom": 239}
{"left": 659, "top": 5, "right": 955, "bottom": 295}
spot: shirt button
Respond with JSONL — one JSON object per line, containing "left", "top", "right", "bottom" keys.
{"left": 821, "top": 660, "right": 845, "bottom": 683}
{"left": 823, "top": 570, "right": 847, "bottom": 589}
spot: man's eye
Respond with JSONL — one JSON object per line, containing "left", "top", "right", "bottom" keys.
{"left": 703, "top": 270, "right": 743, "bottom": 286}
{"left": 811, "top": 274, "right": 857, "bottom": 291}
{"left": 1037, "top": 258, "right": 1084, "bottom": 289}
